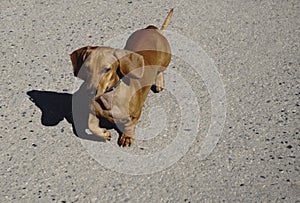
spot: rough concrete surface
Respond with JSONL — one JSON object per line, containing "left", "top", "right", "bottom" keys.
{"left": 1, "top": 0, "right": 299, "bottom": 202}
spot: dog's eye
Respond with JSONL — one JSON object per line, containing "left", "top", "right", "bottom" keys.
{"left": 102, "top": 67, "right": 111, "bottom": 73}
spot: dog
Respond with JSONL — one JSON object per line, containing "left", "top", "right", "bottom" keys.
{"left": 70, "top": 9, "right": 173, "bottom": 147}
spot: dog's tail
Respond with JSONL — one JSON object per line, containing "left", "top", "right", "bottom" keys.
{"left": 160, "top": 8, "right": 174, "bottom": 32}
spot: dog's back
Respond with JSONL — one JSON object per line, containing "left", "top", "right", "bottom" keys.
{"left": 124, "top": 28, "right": 171, "bottom": 69}
{"left": 124, "top": 9, "right": 173, "bottom": 69}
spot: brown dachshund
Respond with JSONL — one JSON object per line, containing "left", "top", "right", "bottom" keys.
{"left": 70, "top": 9, "right": 173, "bottom": 147}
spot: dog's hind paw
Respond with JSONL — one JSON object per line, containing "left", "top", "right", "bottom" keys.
{"left": 151, "top": 84, "right": 164, "bottom": 93}
{"left": 155, "top": 85, "right": 164, "bottom": 92}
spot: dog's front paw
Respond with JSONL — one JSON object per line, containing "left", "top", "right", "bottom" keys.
{"left": 118, "top": 134, "right": 134, "bottom": 147}
{"left": 103, "top": 131, "right": 111, "bottom": 141}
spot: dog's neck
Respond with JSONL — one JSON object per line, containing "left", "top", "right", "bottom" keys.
{"left": 105, "top": 79, "right": 123, "bottom": 93}
{"left": 104, "top": 68, "right": 127, "bottom": 93}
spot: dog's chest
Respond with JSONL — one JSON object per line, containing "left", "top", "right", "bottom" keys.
{"left": 94, "top": 86, "right": 132, "bottom": 123}
{"left": 96, "top": 91, "right": 113, "bottom": 110}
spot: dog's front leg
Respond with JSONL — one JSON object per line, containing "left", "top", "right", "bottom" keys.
{"left": 88, "top": 112, "right": 111, "bottom": 141}
{"left": 118, "top": 120, "right": 136, "bottom": 147}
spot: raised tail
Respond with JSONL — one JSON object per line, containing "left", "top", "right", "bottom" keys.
{"left": 160, "top": 8, "right": 174, "bottom": 32}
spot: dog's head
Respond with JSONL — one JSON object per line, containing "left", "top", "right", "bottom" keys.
{"left": 70, "top": 46, "right": 144, "bottom": 97}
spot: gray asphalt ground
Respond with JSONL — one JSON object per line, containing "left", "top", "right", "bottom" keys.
{"left": 1, "top": 0, "right": 299, "bottom": 202}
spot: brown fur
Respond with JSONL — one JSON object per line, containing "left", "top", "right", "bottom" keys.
{"left": 70, "top": 9, "right": 173, "bottom": 146}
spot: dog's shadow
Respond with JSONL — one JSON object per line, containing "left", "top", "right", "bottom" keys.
{"left": 27, "top": 83, "right": 122, "bottom": 142}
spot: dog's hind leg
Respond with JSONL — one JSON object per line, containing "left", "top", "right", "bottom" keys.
{"left": 154, "top": 71, "right": 164, "bottom": 92}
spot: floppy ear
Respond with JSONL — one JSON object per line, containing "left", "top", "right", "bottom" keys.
{"left": 70, "top": 46, "right": 96, "bottom": 80}
{"left": 114, "top": 49, "right": 144, "bottom": 79}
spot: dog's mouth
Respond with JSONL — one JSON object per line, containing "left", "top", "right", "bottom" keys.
{"left": 92, "top": 88, "right": 107, "bottom": 100}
